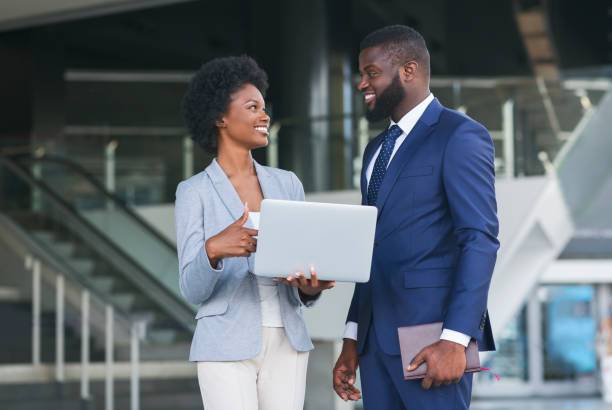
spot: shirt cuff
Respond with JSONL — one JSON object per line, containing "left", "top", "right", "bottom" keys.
{"left": 440, "top": 328, "right": 471, "bottom": 347}
{"left": 343, "top": 321, "right": 358, "bottom": 340}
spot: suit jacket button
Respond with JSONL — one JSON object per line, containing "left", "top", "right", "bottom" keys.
{"left": 374, "top": 242, "right": 379, "bottom": 247}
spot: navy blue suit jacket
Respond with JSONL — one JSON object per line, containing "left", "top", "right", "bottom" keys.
{"left": 347, "top": 98, "right": 499, "bottom": 356}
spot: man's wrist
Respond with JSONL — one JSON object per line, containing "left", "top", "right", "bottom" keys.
{"left": 342, "top": 338, "right": 357, "bottom": 350}
{"left": 439, "top": 339, "right": 467, "bottom": 351}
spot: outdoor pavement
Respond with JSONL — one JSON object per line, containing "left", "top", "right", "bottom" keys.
{"left": 472, "top": 398, "right": 612, "bottom": 409}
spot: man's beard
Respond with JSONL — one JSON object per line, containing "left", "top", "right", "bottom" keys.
{"left": 365, "top": 73, "right": 405, "bottom": 122}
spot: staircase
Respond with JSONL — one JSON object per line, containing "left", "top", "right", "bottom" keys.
{"left": 0, "top": 379, "right": 202, "bottom": 410}
{"left": 488, "top": 87, "right": 612, "bottom": 339}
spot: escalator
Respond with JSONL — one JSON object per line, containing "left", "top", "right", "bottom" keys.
{"left": 0, "top": 153, "right": 193, "bottom": 349}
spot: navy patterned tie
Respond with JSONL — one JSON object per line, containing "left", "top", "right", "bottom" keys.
{"left": 367, "top": 125, "right": 403, "bottom": 206}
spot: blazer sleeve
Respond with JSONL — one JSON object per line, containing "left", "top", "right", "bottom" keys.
{"left": 288, "top": 171, "right": 321, "bottom": 308}
{"left": 346, "top": 284, "right": 359, "bottom": 323}
{"left": 441, "top": 121, "right": 500, "bottom": 339}
{"left": 174, "top": 181, "right": 224, "bottom": 305}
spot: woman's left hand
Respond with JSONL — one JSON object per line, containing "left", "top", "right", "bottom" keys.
{"left": 275, "top": 267, "right": 335, "bottom": 296}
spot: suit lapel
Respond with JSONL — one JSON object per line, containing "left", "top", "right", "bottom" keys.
{"left": 205, "top": 158, "right": 245, "bottom": 221}
{"left": 374, "top": 98, "right": 443, "bottom": 215}
{"left": 205, "top": 158, "right": 281, "bottom": 221}
{"left": 254, "top": 160, "right": 282, "bottom": 200}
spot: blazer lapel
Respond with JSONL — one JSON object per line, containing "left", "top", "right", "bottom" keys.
{"left": 205, "top": 158, "right": 282, "bottom": 221}
{"left": 254, "top": 160, "right": 283, "bottom": 200}
{"left": 205, "top": 158, "right": 247, "bottom": 221}
{"left": 374, "top": 98, "right": 443, "bottom": 215}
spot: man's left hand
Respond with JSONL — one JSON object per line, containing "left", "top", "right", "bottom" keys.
{"left": 407, "top": 339, "right": 466, "bottom": 389}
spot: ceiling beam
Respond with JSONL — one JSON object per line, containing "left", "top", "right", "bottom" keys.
{"left": 0, "top": 0, "right": 195, "bottom": 32}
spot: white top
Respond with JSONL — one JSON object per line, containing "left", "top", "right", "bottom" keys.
{"left": 345, "top": 94, "right": 471, "bottom": 348}
{"left": 249, "top": 212, "right": 283, "bottom": 327}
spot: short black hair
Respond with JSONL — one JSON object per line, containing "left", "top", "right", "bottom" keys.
{"left": 360, "top": 25, "right": 430, "bottom": 74}
{"left": 181, "top": 55, "right": 269, "bottom": 154}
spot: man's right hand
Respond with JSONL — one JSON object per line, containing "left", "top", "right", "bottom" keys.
{"left": 205, "top": 204, "right": 258, "bottom": 267}
{"left": 333, "top": 339, "right": 362, "bottom": 401}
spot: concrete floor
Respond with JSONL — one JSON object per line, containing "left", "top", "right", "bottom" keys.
{"left": 472, "top": 398, "right": 612, "bottom": 409}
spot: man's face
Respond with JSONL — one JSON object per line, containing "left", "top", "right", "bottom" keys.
{"left": 358, "top": 45, "right": 405, "bottom": 122}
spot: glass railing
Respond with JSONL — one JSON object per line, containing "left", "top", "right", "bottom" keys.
{"left": 0, "top": 155, "right": 194, "bottom": 338}
{"left": 430, "top": 77, "right": 608, "bottom": 178}
{"left": 15, "top": 75, "right": 608, "bottom": 204}
{"left": 5, "top": 155, "right": 184, "bottom": 305}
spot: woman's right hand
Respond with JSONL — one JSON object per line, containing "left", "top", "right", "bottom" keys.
{"left": 205, "top": 204, "right": 258, "bottom": 268}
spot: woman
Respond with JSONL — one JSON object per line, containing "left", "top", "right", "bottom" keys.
{"left": 175, "top": 56, "right": 334, "bottom": 410}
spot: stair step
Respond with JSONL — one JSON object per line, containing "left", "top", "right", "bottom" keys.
{"left": 90, "top": 276, "right": 115, "bottom": 293}
{"left": 128, "top": 310, "right": 158, "bottom": 325}
{"left": 0, "top": 398, "right": 89, "bottom": 410}
{"left": 147, "top": 328, "right": 179, "bottom": 344}
{"left": 111, "top": 293, "right": 136, "bottom": 311}
{"left": 64, "top": 258, "right": 95, "bottom": 275}
{"left": 32, "top": 230, "right": 55, "bottom": 244}
{"left": 48, "top": 241, "right": 75, "bottom": 258}
{"left": 116, "top": 392, "right": 201, "bottom": 410}
{"left": 0, "top": 287, "right": 21, "bottom": 301}
{"left": 116, "top": 341, "right": 191, "bottom": 361}
{"left": 0, "top": 379, "right": 200, "bottom": 409}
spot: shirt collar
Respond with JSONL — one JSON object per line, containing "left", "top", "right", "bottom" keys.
{"left": 389, "top": 93, "right": 435, "bottom": 133}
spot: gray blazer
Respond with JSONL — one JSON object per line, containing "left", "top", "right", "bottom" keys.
{"left": 174, "top": 158, "right": 316, "bottom": 361}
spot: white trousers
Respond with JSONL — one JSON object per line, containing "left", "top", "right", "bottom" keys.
{"left": 197, "top": 327, "right": 309, "bottom": 410}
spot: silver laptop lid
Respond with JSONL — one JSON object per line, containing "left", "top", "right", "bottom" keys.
{"left": 254, "top": 199, "right": 377, "bottom": 283}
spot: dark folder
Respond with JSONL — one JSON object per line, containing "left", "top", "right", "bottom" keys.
{"left": 398, "top": 322, "right": 480, "bottom": 381}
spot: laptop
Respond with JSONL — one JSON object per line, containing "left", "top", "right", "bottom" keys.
{"left": 253, "top": 199, "right": 377, "bottom": 283}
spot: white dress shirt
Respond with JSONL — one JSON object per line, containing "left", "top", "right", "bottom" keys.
{"left": 344, "top": 93, "right": 471, "bottom": 348}
{"left": 249, "top": 212, "right": 284, "bottom": 327}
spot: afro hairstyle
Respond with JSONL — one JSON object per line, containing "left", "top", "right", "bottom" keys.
{"left": 181, "top": 55, "right": 269, "bottom": 154}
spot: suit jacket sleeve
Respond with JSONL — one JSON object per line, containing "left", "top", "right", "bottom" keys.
{"left": 346, "top": 284, "right": 360, "bottom": 323}
{"left": 174, "top": 181, "right": 224, "bottom": 305}
{"left": 441, "top": 121, "right": 500, "bottom": 339}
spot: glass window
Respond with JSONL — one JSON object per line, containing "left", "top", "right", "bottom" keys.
{"left": 540, "top": 285, "right": 597, "bottom": 381}
{"left": 480, "top": 305, "right": 529, "bottom": 383}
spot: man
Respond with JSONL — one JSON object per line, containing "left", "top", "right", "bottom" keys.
{"left": 332, "top": 25, "right": 499, "bottom": 410}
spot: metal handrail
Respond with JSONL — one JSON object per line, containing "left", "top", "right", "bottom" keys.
{"left": 8, "top": 153, "right": 177, "bottom": 251}
{"left": 0, "top": 219, "right": 144, "bottom": 410}
{"left": 0, "top": 212, "right": 132, "bottom": 328}
{"left": 0, "top": 156, "right": 195, "bottom": 331}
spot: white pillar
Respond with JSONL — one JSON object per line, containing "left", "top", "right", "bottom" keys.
{"left": 55, "top": 274, "right": 65, "bottom": 382}
{"left": 502, "top": 99, "right": 515, "bottom": 179}
{"left": 182, "top": 135, "right": 194, "bottom": 180}
{"left": 130, "top": 321, "right": 145, "bottom": 410}
{"left": 528, "top": 289, "right": 543, "bottom": 388}
{"left": 353, "top": 117, "right": 369, "bottom": 189}
{"left": 32, "top": 259, "right": 41, "bottom": 367}
{"left": 31, "top": 162, "right": 42, "bottom": 212}
{"left": 81, "top": 290, "right": 90, "bottom": 399}
{"left": 105, "top": 305, "right": 114, "bottom": 410}
{"left": 267, "top": 123, "right": 280, "bottom": 169}
{"left": 105, "top": 140, "right": 118, "bottom": 193}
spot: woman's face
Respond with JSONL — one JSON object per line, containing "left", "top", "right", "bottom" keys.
{"left": 218, "top": 83, "right": 270, "bottom": 150}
